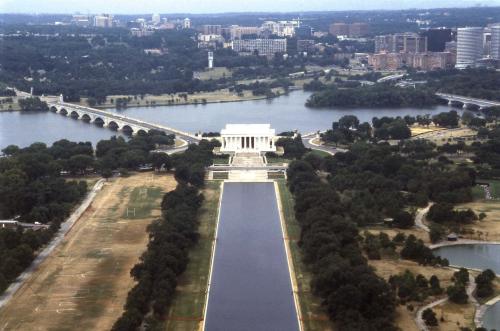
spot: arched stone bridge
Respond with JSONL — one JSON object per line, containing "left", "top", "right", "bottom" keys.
{"left": 44, "top": 97, "right": 200, "bottom": 143}
{"left": 436, "top": 93, "right": 500, "bottom": 110}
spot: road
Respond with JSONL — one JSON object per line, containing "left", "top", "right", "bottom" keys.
{"left": 0, "top": 179, "right": 105, "bottom": 309}
{"left": 301, "top": 133, "right": 345, "bottom": 155}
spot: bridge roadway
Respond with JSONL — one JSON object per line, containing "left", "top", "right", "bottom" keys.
{"left": 436, "top": 93, "right": 500, "bottom": 109}
{"left": 43, "top": 98, "right": 201, "bottom": 144}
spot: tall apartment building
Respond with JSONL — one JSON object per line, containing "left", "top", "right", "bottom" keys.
{"left": 491, "top": 24, "right": 500, "bottom": 60}
{"left": 232, "top": 39, "right": 287, "bottom": 58}
{"left": 375, "top": 33, "right": 427, "bottom": 53}
{"left": 456, "top": 27, "right": 484, "bottom": 69}
{"left": 203, "top": 25, "right": 222, "bottom": 35}
{"left": 368, "top": 52, "right": 454, "bottom": 70}
{"left": 94, "top": 15, "right": 113, "bottom": 28}
{"left": 329, "top": 22, "right": 369, "bottom": 37}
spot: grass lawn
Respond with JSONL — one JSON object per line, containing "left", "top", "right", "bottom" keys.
{"left": 267, "top": 157, "right": 292, "bottom": 164}
{"left": 307, "top": 150, "right": 331, "bottom": 158}
{"left": 213, "top": 157, "right": 230, "bottom": 165}
{"left": 122, "top": 186, "right": 163, "bottom": 219}
{"left": 488, "top": 180, "right": 500, "bottom": 199}
{"left": 165, "top": 181, "right": 221, "bottom": 331}
{"left": 277, "top": 180, "right": 332, "bottom": 331}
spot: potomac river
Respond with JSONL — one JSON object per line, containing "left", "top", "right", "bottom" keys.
{"left": 1, "top": 90, "right": 454, "bottom": 149}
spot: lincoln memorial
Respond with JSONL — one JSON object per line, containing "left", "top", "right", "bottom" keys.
{"left": 219, "top": 124, "right": 276, "bottom": 153}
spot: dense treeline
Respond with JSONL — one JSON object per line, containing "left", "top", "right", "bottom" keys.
{"left": 410, "top": 68, "right": 500, "bottom": 102}
{"left": 306, "top": 84, "right": 439, "bottom": 108}
{"left": 0, "top": 142, "right": 89, "bottom": 294}
{"left": 0, "top": 29, "right": 216, "bottom": 100}
{"left": 18, "top": 97, "right": 49, "bottom": 111}
{"left": 287, "top": 160, "right": 398, "bottom": 330}
{"left": 112, "top": 140, "right": 216, "bottom": 330}
{"left": 95, "top": 131, "right": 175, "bottom": 174}
{"left": 285, "top": 136, "right": 477, "bottom": 328}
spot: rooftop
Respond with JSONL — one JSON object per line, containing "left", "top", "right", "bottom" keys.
{"left": 221, "top": 124, "right": 275, "bottom": 136}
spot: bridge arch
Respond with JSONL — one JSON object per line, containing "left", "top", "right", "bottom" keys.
{"left": 81, "top": 113, "right": 92, "bottom": 122}
{"left": 70, "top": 110, "right": 80, "bottom": 119}
{"left": 121, "top": 125, "right": 134, "bottom": 135}
{"left": 93, "top": 117, "right": 105, "bottom": 127}
{"left": 59, "top": 108, "right": 68, "bottom": 116}
{"left": 136, "top": 129, "right": 148, "bottom": 136}
{"left": 50, "top": 106, "right": 58, "bottom": 112}
{"left": 107, "top": 121, "right": 120, "bottom": 131}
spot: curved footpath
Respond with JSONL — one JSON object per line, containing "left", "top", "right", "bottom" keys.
{"left": 413, "top": 204, "right": 500, "bottom": 330}
{"left": 0, "top": 179, "right": 105, "bottom": 309}
{"left": 301, "top": 133, "right": 345, "bottom": 155}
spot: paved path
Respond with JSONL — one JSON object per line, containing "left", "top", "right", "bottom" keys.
{"left": 415, "top": 203, "right": 433, "bottom": 232}
{"left": 0, "top": 179, "right": 105, "bottom": 309}
{"left": 415, "top": 273, "right": 477, "bottom": 331}
{"left": 301, "top": 133, "right": 345, "bottom": 155}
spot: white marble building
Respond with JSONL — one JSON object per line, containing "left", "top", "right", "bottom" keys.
{"left": 220, "top": 124, "right": 276, "bottom": 153}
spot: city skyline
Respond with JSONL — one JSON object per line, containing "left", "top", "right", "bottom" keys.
{"left": 1, "top": 0, "right": 500, "bottom": 14}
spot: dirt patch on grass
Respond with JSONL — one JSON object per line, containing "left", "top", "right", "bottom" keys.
{"left": 0, "top": 172, "right": 176, "bottom": 331}
{"left": 460, "top": 199, "right": 500, "bottom": 241}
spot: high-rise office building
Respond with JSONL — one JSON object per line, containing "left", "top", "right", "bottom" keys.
{"left": 295, "top": 25, "right": 313, "bottom": 39}
{"left": 491, "top": 24, "right": 500, "bottom": 60}
{"left": 203, "top": 25, "right": 222, "bottom": 35}
{"left": 456, "top": 27, "right": 484, "bottom": 69}
{"left": 329, "top": 22, "right": 369, "bottom": 37}
{"left": 232, "top": 39, "right": 287, "bottom": 57}
{"left": 420, "top": 28, "right": 452, "bottom": 52}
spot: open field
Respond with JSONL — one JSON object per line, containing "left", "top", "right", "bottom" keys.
{"left": 410, "top": 124, "right": 446, "bottom": 137}
{"left": 433, "top": 301, "right": 476, "bottom": 331}
{"left": 370, "top": 258, "right": 458, "bottom": 331}
{"left": 277, "top": 181, "right": 333, "bottom": 331}
{"left": 165, "top": 181, "right": 221, "bottom": 331}
{"left": 0, "top": 172, "right": 176, "bottom": 331}
{"left": 412, "top": 127, "right": 478, "bottom": 146}
{"left": 194, "top": 67, "right": 232, "bottom": 80}
{"left": 79, "top": 89, "right": 273, "bottom": 109}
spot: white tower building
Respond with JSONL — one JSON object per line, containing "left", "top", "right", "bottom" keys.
{"left": 152, "top": 14, "right": 161, "bottom": 25}
{"left": 456, "top": 27, "right": 484, "bottom": 69}
{"left": 208, "top": 51, "right": 214, "bottom": 69}
{"left": 183, "top": 18, "right": 191, "bottom": 29}
{"left": 491, "top": 24, "right": 500, "bottom": 60}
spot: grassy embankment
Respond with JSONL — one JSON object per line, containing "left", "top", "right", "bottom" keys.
{"left": 165, "top": 181, "right": 221, "bottom": 331}
{"left": 277, "top": 180, "right": 333, "bottom": 331}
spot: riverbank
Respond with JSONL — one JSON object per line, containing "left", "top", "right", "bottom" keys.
{"left": 79, "top": 88, "right": 287, "bottom": 110}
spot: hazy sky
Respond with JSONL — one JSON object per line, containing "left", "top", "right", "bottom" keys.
{"left": 1, "top": 0, "right": 499, "bottom": 14}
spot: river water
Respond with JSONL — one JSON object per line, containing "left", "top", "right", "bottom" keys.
{"left": 1, "top": 91, "right": 454, "bottom": 149}
{"left": 205, "top": 182, "right": 299, "bottom": 331}
{"left": 434, "top": 244, "right": 500, "bottom": 330}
